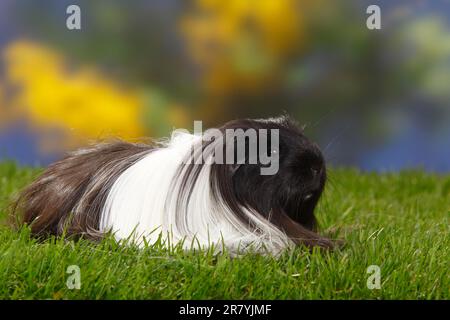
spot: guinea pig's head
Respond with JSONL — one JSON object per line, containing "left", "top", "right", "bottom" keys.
{"left": 218, "top": 116, "right": 326, "bottom": 231}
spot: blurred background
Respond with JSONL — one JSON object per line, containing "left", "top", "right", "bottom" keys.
{"left": 0, "top": 0, "right": 449, "bottom": 171}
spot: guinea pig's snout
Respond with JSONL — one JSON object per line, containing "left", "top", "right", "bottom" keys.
{"left": 303, "top": 164, "right": 325, "bottom": 201}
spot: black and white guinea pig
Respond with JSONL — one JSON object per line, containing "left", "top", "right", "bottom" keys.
{"left": 14, "top": 115, "right": 335, "bottom": 254}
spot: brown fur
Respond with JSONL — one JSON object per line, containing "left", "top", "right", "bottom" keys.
{"left": 12, "top": 141, "right": 152, "bottom": 239}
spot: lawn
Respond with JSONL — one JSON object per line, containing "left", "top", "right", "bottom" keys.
{"left": 0, "top": 161, "right": 448, "bottom": 299}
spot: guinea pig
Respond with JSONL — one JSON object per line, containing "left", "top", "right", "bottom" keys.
{"left": 13, "top": 115, "right": 335, "bottom": 254}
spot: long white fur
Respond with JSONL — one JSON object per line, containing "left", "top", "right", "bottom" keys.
{"left": 99, "top": 130, "right": 293, "bottom": 254}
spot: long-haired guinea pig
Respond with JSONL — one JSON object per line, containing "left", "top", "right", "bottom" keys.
{"left": 13, "top": 115, "right": 335, "bottom": 254}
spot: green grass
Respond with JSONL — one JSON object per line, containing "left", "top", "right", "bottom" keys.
{"left": 0, "top": 161, "right": 448, "bottom": 299}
